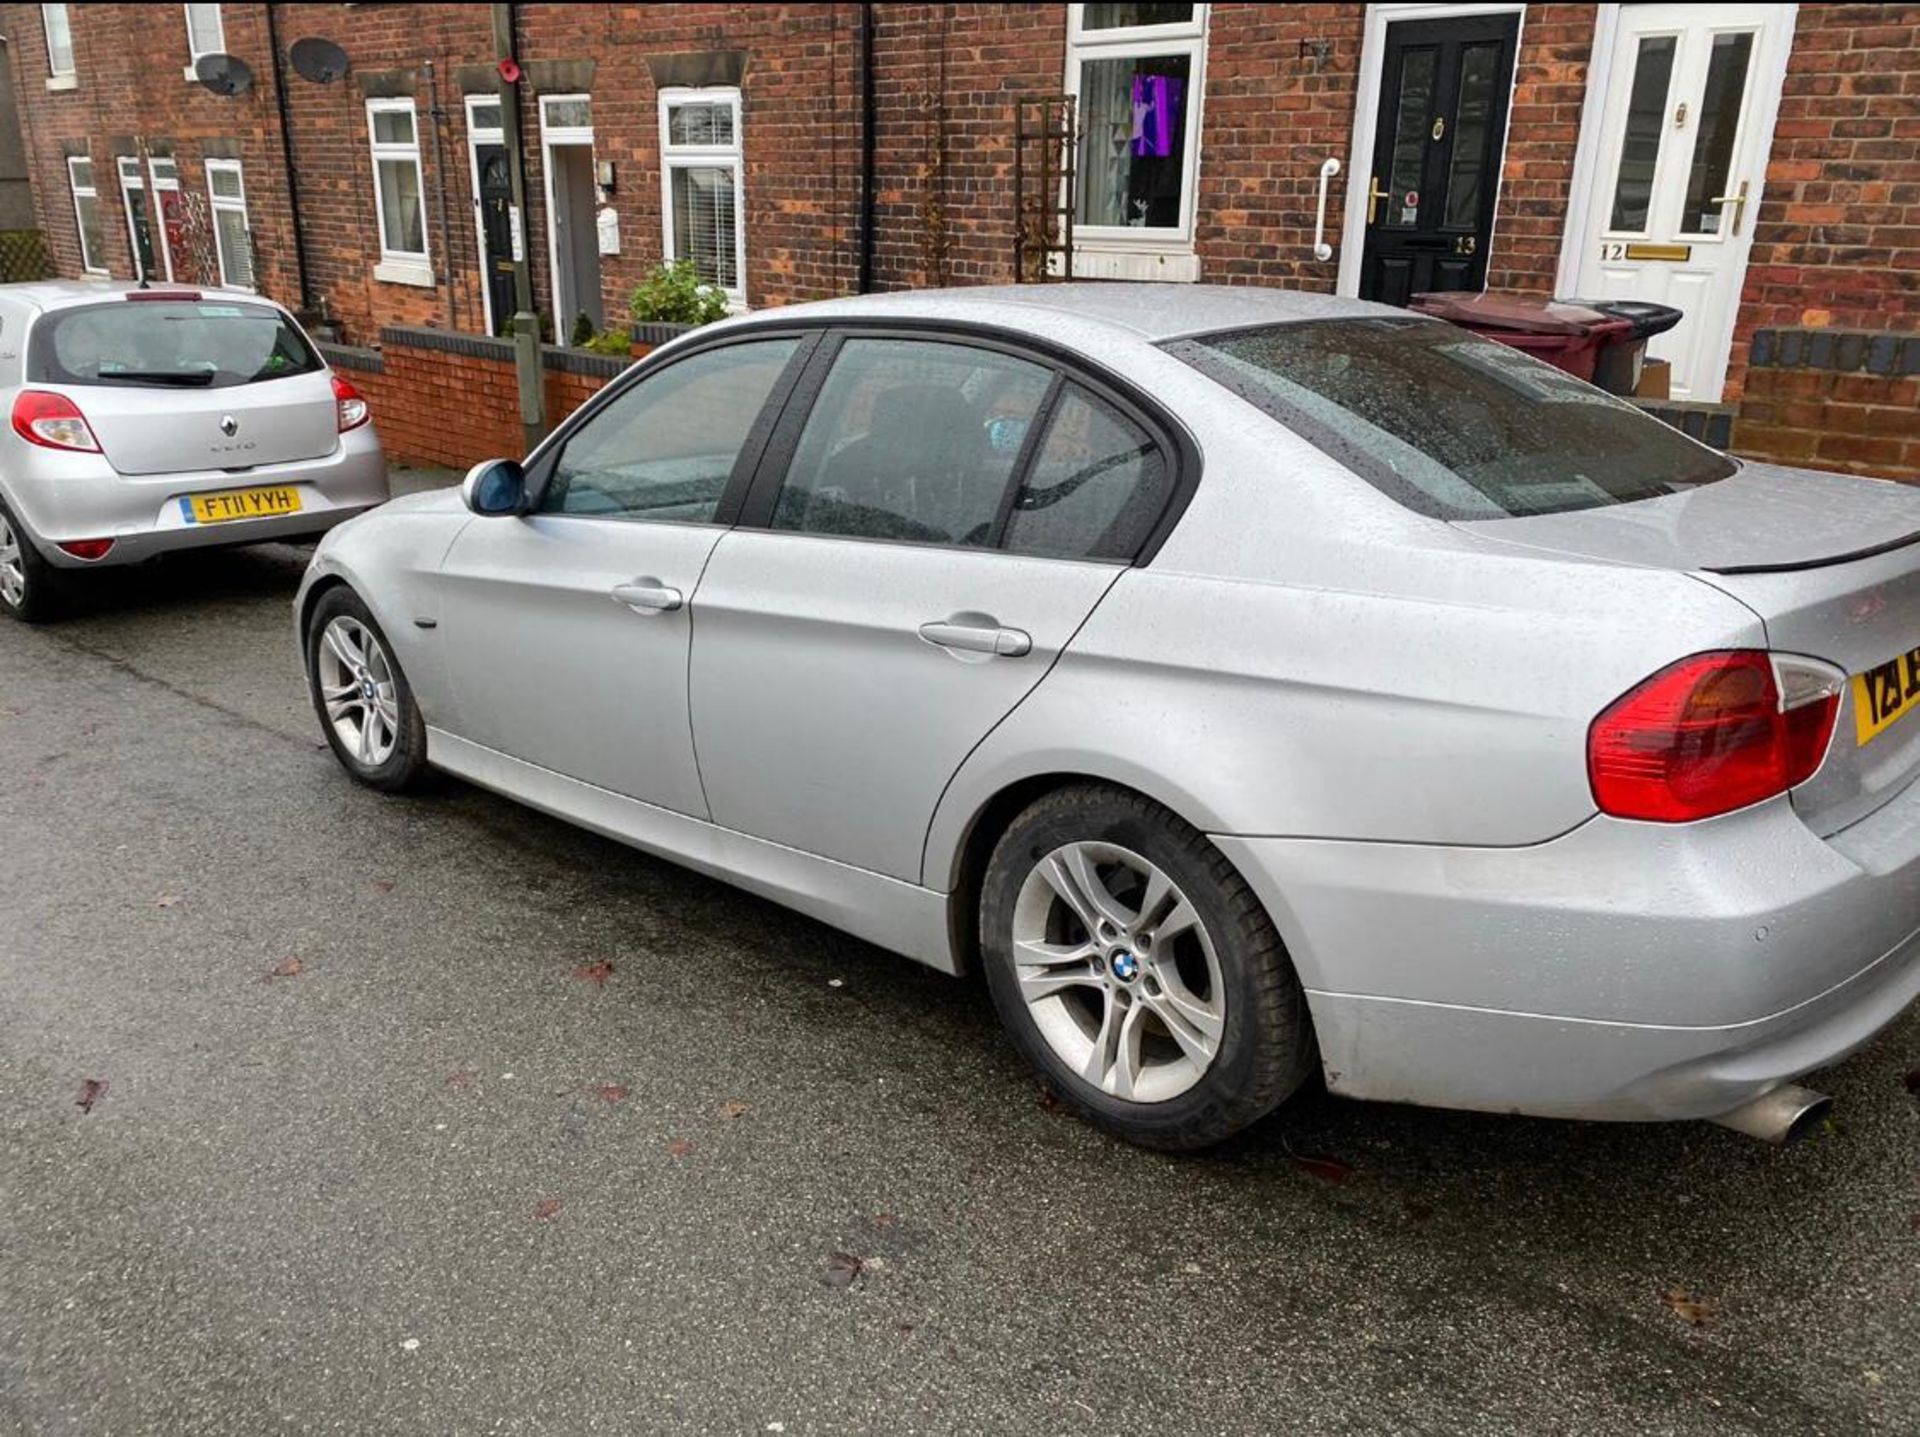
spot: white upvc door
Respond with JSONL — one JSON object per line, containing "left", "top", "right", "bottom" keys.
{"left": 1566, "top": 3, "right": 1795, "bottom": 402}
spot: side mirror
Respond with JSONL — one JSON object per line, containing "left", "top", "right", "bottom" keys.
{"left": 461, "top": 458, "right": 527, "bottom": 516}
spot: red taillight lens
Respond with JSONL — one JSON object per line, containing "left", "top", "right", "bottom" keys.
{"left": 56, "top": 538, "right": 115, "bottom": 561}
{"left": 123, "top": 289, "right": 203, "bottom": 302}
{"left": 332, "top": 373, "right": 370, "bottom": 432}
{"left": 11, "top": 390, "right": 101, "bottom": 452}
{"left": 1589, "top": 651, "right": 1843, "bottom": 823}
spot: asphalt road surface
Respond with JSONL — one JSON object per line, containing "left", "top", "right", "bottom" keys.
{"left": 2, "top": 471, "right": 1917, "bottom": 1435}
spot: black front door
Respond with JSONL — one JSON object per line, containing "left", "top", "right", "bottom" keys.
{"left": 1358, "top": 12, "right": 1519, "bottom": 306}
{"left": 477, "top": 144, "right": 516, "bottom": 335}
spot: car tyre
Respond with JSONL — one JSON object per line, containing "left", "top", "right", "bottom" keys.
{"left": 980, "top": 784, "right": 1315, "bottom": 1150}
{"left": 305, "top": 585, "right": 429, "bottom": 792}
{"left": 0, "top": 498, "right": 64, "bottom": 624}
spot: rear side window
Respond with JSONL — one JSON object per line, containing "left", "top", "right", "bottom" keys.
{"left": 770, "top": 338, "right": 1053, "bottom": 547}
{"left": 1170, "top": 318, "right": 1736, "bottom": 520}
{"left": 27, "top": 300, "right": 322, "bottom": 389}
{"left": 1006, "top": 385, "right": 1171, "bottom": 560}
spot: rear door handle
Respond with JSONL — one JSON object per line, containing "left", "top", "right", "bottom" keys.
{"left": 918, "top": 620, "right": 1032, "bottom": 658}
{"left": 611, "top": 580, "right": 683, "bottom": 614}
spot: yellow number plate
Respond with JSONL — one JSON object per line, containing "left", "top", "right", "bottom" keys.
{"left": 1852, "top": 645, "right": 1920, "bottom": 746}
{"left": 181, "top": 485, "right": 302, "bottom": 525}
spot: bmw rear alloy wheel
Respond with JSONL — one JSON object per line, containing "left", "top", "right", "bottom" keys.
{"left": 981, "top": 784, "right": 1315, "bottom": 1149}
{"left": 1011, "top": 841, "right": 1226, "bottom": 1104}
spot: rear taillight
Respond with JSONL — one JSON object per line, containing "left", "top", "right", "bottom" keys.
{"left": 11, "top": 390, "right": 100, "bottom": 452}
{"left": 1589, "top": 651, "right": 1843, "bottom": 823}
{"left": 332, "top": 373, "right": 370, "bottom": 432}
{"left": 56, "top": 538, "right": 114, "bottom": 561}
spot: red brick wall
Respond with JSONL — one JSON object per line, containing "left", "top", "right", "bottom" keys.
{"left": 1730, "top": 3, "right": 1920, "bottom": 401}
{"left": 9, "top": 3, "right": 304, "bottom": 300}
{"left": 1736, "top": 364, "right": 1920, "bottom": 479}
{"left": 1486, "top": 3, "right": 1596, "bottom": 295}
{"left": 333, "top": 334, "right": 635, "bottom": 470}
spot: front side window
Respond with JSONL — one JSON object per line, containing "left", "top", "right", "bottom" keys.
{"left": 1068, "top": 3, "right": 1207, "bottom": 238}
{"left": 1005, "top": 385, "right": 1171, "bottom": 560}
{"left": 66, "top": 156, "right": 106, "bottom": 274}
{"left": 205, "top": 158, "right": 252, "bottom": 289}
{"left": 28, "top": 300, "right": 322, "bottom": 389}
{"left": 184, "top": 3, "right": 223, "bottom": 61}
{"left": 1172, "top": 319, "right": 1736, "bottom": 520}
{"left": 42, "top": 4, "right": 74, "bottom": 77}
{"left": 367, "top": 100, "right": 429, "bottom": 267}
{"left": 659, "top": 87, "right": 744, "bottom": 302}
{"left": 541, "top": 339, "right": 800, "bottom": 521}
{"left": 771, "top": 339, "right": 1054, "bottom": 546}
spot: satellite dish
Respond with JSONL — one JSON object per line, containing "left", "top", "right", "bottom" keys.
{"left": 290, "top": 37, "right": 349, "bottom": 85}
{"left": 194, "top": 53, "right": 254, "bottom": 97}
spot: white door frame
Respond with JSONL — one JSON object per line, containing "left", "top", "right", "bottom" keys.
{"left": 1337, "top": 1, "right": 1528, "bottom": 298}
{"left": 1553, "top": 3, "right": 1797, "bottom": 400}
{"left": 538, "top": 93, "right": 594, "bottom": 332}
{"left": 466, "top": 94, "right": 505, "bottom": 336}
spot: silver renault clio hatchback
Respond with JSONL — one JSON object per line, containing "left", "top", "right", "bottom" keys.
{"left": 296, "top": 285, "right": 1920, "bottom": 1150}
{"left": 0, "top": 281, "right": 388, "bottom": 621}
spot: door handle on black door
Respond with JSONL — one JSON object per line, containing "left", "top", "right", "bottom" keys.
{"left": 918, "top": 620, "right": 1032, "bottom": 658}
{"left": 611, "top": 579, "right": 683, "bottom": 614}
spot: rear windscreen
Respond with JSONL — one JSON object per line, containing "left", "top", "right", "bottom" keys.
{"left": 1168, "top": 318, "right": 1737, "bottom": 520}
{"left": 27, "top": 300, "right": 323, "bottom": 389}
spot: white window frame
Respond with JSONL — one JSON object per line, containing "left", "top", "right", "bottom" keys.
{"left": 116, "top": 154, "right": 172, "bottom": 283}
{"left": 67, "top": 154, "right": 107, "bottom": 275}
{"left": 1061, "top": 3, "right": 1209, "bottom": 281}
{"left": 366, "top": 97, "right": 433, "bottom": 286}
{"left": 204, "top": 156, "right": 254, "bottom": 292}
{"left": 465, "top": 94, "right": 507, "bottom": 334}
{"left": 538, "top": 92, "right": 599, "bottom": 326}
{"left": 148, "top": 156, "right": 181, "bottom": 284}
{"left": 185, "top": 4, "right": 224, "bottom": 62}
{"left": 657, "top": 86, "right": 747, "bottom": 308}
{"left": 42, "top": 4, "right": 76, "bottom": 89}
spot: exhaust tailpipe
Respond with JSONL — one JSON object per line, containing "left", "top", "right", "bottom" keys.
{"left": 1708, "top": 1084, "right": 1832, "bottom": 1145}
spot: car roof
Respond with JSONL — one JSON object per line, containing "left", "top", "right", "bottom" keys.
{"left": 0, "top": 279, "right": 289, "bottom": 314}
{"left": 724, "top": 283, "right": 1407, "bottom": 346}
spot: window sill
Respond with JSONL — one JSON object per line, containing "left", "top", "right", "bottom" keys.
{"left": 1050, "top": 248, "right": 1201, "bottom": 283}
{"left": 374, "top": 259, "right": 435, "bottom": 288}
{"left": 45, "top": 74, "right": 77, "bottom": 92}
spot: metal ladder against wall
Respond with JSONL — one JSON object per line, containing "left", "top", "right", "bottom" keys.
{"left": 1013, "top": 94, "right": 1076, "bottom": 284}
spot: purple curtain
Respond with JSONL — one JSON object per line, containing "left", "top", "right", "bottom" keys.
{"left": 1130, "top": 74, "right": 1184, "bottom": 158}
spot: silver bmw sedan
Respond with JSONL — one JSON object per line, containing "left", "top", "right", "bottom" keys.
{"left": 0, "top": 281, "right": 388, "bottom": 621}
{"left": 294, "top": 284, "right": 1920, "bottom": 1150}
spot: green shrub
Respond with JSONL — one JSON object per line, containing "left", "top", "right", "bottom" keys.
{"left": 579, "top": 327, "right": 633, "bottom": 356}
{"left": 569, "top": 310, "right": 597, "bottom": 348}
{"left": 628, "top": 260, "right": 730, "bottom": 327}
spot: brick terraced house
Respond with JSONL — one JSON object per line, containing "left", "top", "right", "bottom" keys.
{"left": 5, "top": 2, "right": 1917, "bottom": 476}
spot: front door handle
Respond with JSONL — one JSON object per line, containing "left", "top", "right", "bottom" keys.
{"left": 611, "top": 579, "right": 683, "bottom": 614}
{"left": 918, "top": 620, "right": 1032, "bottom": 658}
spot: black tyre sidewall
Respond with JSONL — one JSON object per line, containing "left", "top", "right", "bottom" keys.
{"left": 305, "top": 586, "right": 428, "bottom": 791}
{"left": 980, "top": 786, "right": 1312, "bottom": 1150}
{"left": 0, "top": 496, "right": 62, "bottom": 624}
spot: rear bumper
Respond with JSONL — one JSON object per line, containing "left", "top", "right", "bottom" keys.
{"left": 1215, "top": 780, "right": 1920, "bottom": 1122}
{"left": 5, "top": 426, "right": 389, "bottom": 568}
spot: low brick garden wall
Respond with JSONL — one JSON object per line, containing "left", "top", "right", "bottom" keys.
{"left": 318, "top": 328, "right": 643, "bottom": 470}
{"left": 1734, "top": 326, "right": 1920, "bottom": 481}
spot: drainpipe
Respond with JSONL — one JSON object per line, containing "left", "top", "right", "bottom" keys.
{"left": 492, "top": 1, "right": 543, "bottom": 451}
{"left": 857, "top": 2, "right": 876, "bottom": 293}
{"left": 492, "top": 2, "right": 535, "bottom": 320}
{"left": 424, "top": 59, "right": 459, "bottom": 334}
{"left": 264, "top": 3, "right": 314, "bottom": 314}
